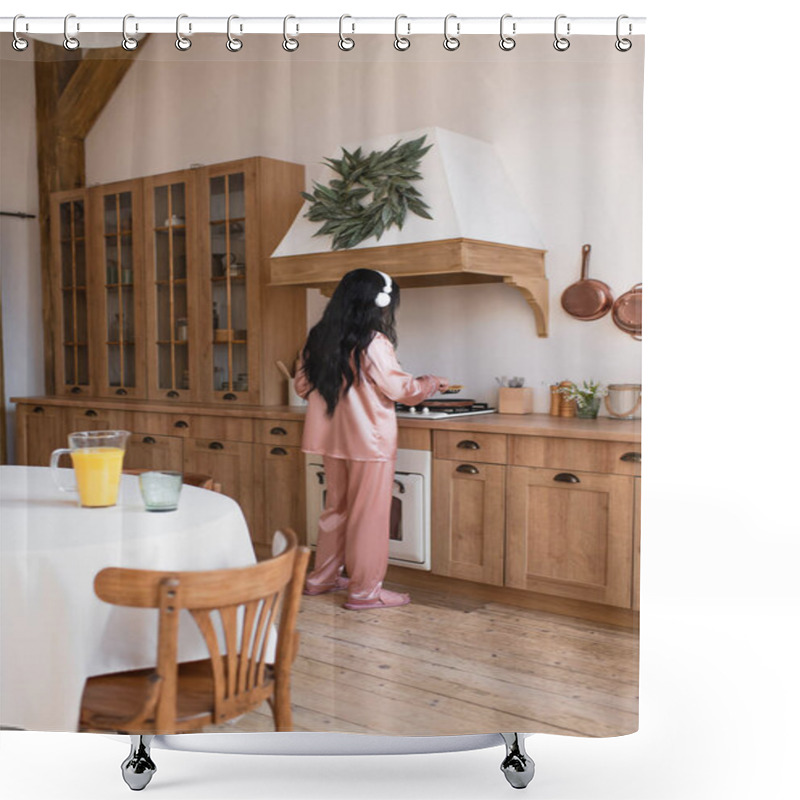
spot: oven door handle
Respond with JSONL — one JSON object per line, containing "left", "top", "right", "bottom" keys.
{"left": 393, "top": 478, "right": 406, "bottom": 494}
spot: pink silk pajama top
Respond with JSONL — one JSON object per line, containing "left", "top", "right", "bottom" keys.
{"left": 293, "top": 332, "right": 439, "bottom": 462}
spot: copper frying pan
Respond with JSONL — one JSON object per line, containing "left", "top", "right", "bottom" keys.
{"left": 561, "top": 244, "right": 614, "bottom": 321}
{"left": 612, "top": 283, "right": 642, "bottom": 340}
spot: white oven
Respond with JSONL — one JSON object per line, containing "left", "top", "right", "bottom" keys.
{"left": 304, "top": 449, "right": 431, "bottom": 570}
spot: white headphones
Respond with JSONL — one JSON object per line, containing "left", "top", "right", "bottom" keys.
{"left": 374, "top": 270, "right": 393, "bottom": 308}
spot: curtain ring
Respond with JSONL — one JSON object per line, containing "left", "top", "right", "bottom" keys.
{"left": 12, "top": 15, "right": 29, "bottom": 51}
{"left": 499, "top": 14, "right": 516, "bottom": 51}
{"left": 226, "top": 15, "right": 243, "bottom": 51}
{"left": 63, "top": 13, "right": 80, "bottom": 51}
{"left": 283, "top": 15, "right": 299, "bottom": 51}
{"left": 122, "top": 14, "right": 138, "bottom": 51}
{"left": 615, "top": 15, "right": 632, "bottom": 52}
{"left": 338, "top": 14, "right": 355, "bottom": 51}
{"left": 443, "top": 14, "right": 460, "bottom": 51}
{"left": 175, "top": 14, "right": 192, "bottom": 51}
{"left": 394, "top": 14, "right": 410, "bottom": 51}
{"left": 553, "top": 14, "right": 570, "bottom": 52}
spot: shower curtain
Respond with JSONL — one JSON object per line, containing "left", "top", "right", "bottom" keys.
{"left": 0, "top": 24, "right": 643, "bottom": 743}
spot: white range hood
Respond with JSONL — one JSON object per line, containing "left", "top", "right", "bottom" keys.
{"left": 269, "top": 127, "right": 550, "bottom": 336}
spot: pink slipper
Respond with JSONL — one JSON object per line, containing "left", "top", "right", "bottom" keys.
{"left": 343, "top": 588, "right": 411, "bottom": 610}
{"left": 303, "top": 575, "right": 350, "bottom": 596}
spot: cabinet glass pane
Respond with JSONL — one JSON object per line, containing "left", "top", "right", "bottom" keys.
{"left": 209, "top": 172, "right": 248, "bottom": 394}
{"left": 153, "top": 182, "right": 190, "bottom": 392}
{"left": 103, "top": 191, "right": 137, "bottom": 390}
{"left": 59, "top": 199, "right": 89, "bottom": 388}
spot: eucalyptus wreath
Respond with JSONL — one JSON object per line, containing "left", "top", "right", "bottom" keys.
{"left": 301, "top": 135, "right": 433, "bottom": 250}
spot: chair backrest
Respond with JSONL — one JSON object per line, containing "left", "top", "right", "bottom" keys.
{"left": 94, "top": 529, "right": 310, "bottom": 731}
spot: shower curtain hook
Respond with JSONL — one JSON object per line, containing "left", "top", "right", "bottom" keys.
{"left": 394, "top": 15, "right": 411, "bottom": 51}
{"left": 615, "top": 15, "right": 633, "bottom": 51}
{"left": 443, "top": 14, "right": 460, "bottom": 51}
{"left": 175, "top": 14, "right": 192, "bottom": 51}
{"left": 226, "top": 15, "right": 243, "bottom": 51}
{"left": 282, "top": 15, "right": 299, "bottom": 51}
{"left": 338, "top": 14, "right": 355, "bottom": 51}
{"left": 553, "top": 15, "right": 570, "bottom": 51}
{"left": 122, "top": 15, "right": 138, "bottom": 50}
{"left": 63, "top": 14, "right": 80, "bottom": 51}
{"left": 12, "top": 15, "right": 29, "bottom": 51}
{"left": 499, "top": 14, "right": 516, "bottom": 51}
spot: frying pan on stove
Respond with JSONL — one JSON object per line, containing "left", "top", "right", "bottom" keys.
{"left": 612, "top": 283, "right": 642, "bottom": 340}
{"left": 561, "top": 244, "right": 614, "bottom": 321}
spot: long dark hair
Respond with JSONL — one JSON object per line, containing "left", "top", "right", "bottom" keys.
{"left": 301, "top": 268, "right": 399, "bottom": 415}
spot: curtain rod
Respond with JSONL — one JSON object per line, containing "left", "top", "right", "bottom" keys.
{"left": 1, "top": 16, "right": 646, "bottom": 37}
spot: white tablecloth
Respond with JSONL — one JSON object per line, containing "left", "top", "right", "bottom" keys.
{"left": 0, "top": 466, "right": 256, "bottom": 732}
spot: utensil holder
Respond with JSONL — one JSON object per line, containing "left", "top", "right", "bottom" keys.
{"left": 498, "top": 387, "right": 533, "bottom": 414}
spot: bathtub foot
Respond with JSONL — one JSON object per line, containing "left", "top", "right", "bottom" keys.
{"left": 500, "top": 733, "right": 534, "bottom": 789}
{"left": 121, "top": 736, "right": 156, "bottom": 791}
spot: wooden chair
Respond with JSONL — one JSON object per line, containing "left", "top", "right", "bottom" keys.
{"left": 122, "top": 469, "right": 221, "bottom": 493}
{"left": 79, "top": 530, "right": 310, "bottom": 735}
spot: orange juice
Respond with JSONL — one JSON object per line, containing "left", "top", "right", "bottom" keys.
{"left": 70, "top": 447, "right": 125, "bottom": 507}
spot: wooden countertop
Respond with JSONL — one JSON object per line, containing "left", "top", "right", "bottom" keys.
{"left": 13, "top": 396, "right": 641, "bottom": 443}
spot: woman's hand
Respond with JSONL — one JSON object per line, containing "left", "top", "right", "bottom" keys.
{"left": 434, "top": 376, "right": 450, "bottom": 393}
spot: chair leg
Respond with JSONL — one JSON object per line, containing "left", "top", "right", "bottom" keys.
{"left": 500, "top": 733, "right": 535, "bottom": 789}
{"left": 121, "top": 735, "right": 157, "bottom": 791}
{"left": 272, "top": 677, "right": 293, "bottom": 731}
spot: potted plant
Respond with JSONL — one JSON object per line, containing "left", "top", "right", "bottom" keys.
{"left": 558, "top": 380, "right": 608, "bottom": 419}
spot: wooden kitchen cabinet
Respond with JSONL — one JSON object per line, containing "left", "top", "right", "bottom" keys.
{"left": 124, "top": 432, "right": 184, "bottom": 472}
{"left": 505, "top": 465, "right": 635, "bottom": 608}
{"left": 63, "top": 405, "right": 128, "bottom": 435}
{"left": 15, "top": 404, "right": 64, "bottom": 465}
{"left": 253, "top": 442, "right": 306, "bottom": 558}
{"left": 432, "top": 458, "right": 506, "bottom": 586}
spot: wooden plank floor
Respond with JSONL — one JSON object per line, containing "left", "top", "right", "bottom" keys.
{"left": 205, "top": 579, "right": 639, "bottom": 737}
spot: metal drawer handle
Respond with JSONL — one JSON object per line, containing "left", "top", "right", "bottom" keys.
{"left": 270, "top": 447, "right": 288, "bottom": 456}
{"left": 315, "top": 471, "right": 325, "bottom": 485}
{"left": 115, "top": 388, "right": 128, "bottom": 396}
{"left": 620, "top": 451, "right": 641, "bottom": 463}
{"left": 554, "top": 472, "right": 580, "bottom": 484}
{"left": 167, "top": 390, "right": 179, "bottom": 398}
{"left": 174, "top": 420, "right": 189, "bottom": 429}
{"left": 85, "top": 409, "right": 98, "bottom": 417}
{"left": 270, "top": 426, "right": 287, "bottom": 436}
{"left": 456, "top": 464, "right": 479, "bottom": 475}
{"left": 33, "top": 406, "right": 44, "bottom": 414}
{"left": 70, "top": 386, "right": 82, "bottom": 394}
{"left": 209, "top": 441, "right": 224, "bottom": 450}
{"left": 143, "top": 436, "right": 156, "bottom": 444}
{"left": 457, "top": 440, "right": 480, "bottom": 450}
{"left": 223, "top": 392, "right": 237, "bottom": 401}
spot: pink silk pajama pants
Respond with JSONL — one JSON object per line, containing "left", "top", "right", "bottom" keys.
{"left": 305, "top": 455, "right": 397, "bottom": 602}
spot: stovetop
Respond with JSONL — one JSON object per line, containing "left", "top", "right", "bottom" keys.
{"left": 395, "top": 402, "right": 497, "bottom": 420}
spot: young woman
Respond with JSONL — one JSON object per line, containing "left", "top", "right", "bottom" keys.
{"left": 294, "top": 268, "right": 448, "bottom": 609}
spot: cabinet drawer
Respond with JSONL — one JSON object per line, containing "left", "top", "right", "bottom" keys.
{"left": 433, "top": 431, "right": 507, "bottom": 464}
{"left": 256, "top": 419, "right": 303, "bottom": 447}
{"left": 168, "top": 415, "right": 253, "bottom": 442}
{"left": 64, "top": 406, "right": 129, "bottom": 434}
{"left": 510, "top": 436, "right": 641, "bottom": 476}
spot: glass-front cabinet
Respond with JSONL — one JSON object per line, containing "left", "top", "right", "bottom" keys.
{"left": 197, "top": 160, "right": 260, "bottom": 404}
{"left": 51, "top": 189, "right": 92, "bottom": 395}
{"left": 89, "top": 180, "right": 147, "bottom": 398}
{"left": 143, "top": 170, "right": 198, "bottom": 402}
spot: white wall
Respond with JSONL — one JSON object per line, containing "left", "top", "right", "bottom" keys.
{"left": 1, "top": 32, "right": 642, "bottom": 424}
{"left": 0, "top": 40, "right": 45, "bottom": 462}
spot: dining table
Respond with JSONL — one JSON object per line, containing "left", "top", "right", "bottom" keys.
{"left": 0, "top": 465, "right": 257, "bottom": 732}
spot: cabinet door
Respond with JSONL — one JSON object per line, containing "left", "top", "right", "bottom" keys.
{"left": 15, "top": 404, "right": 64, "bottom": 465}
{"left": 143, "top": 170, "right": 199, "bottom": 402}
{"left": 253, "top": 444, "right": 305, "bottom": 556}
{"left": 125, "top": 433, "right": 183, "bottom": 472}
{"left": 505, "top": 466, "right": 635, "bottom": 608}
{"left": 632, "top": 477, "right": 641, "bottom": 611}
{"left": 183, "top": 438, "right": 254, "bottom": 533}
{"left": 51, "top": 190, "right": 94, "bottom": 396}
{"left": 431, "top": 459, "right": 505, "bottom": 586}
{"left": 90, "top": 181, "right": 147, "bottom": 399}
{"left": 197, "top": 160, "right": 261, "bottom": 405}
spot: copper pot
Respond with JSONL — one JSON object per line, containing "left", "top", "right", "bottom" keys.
{"left": 560, "top": 244, "right": 614, "bottom": 321}
{"left": 612, "top": 283, "right": 642, "bottom": 340}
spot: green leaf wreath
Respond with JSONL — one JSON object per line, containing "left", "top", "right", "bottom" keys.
{"left": 301, "top": 135, "right": 434, "bottom": 250}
